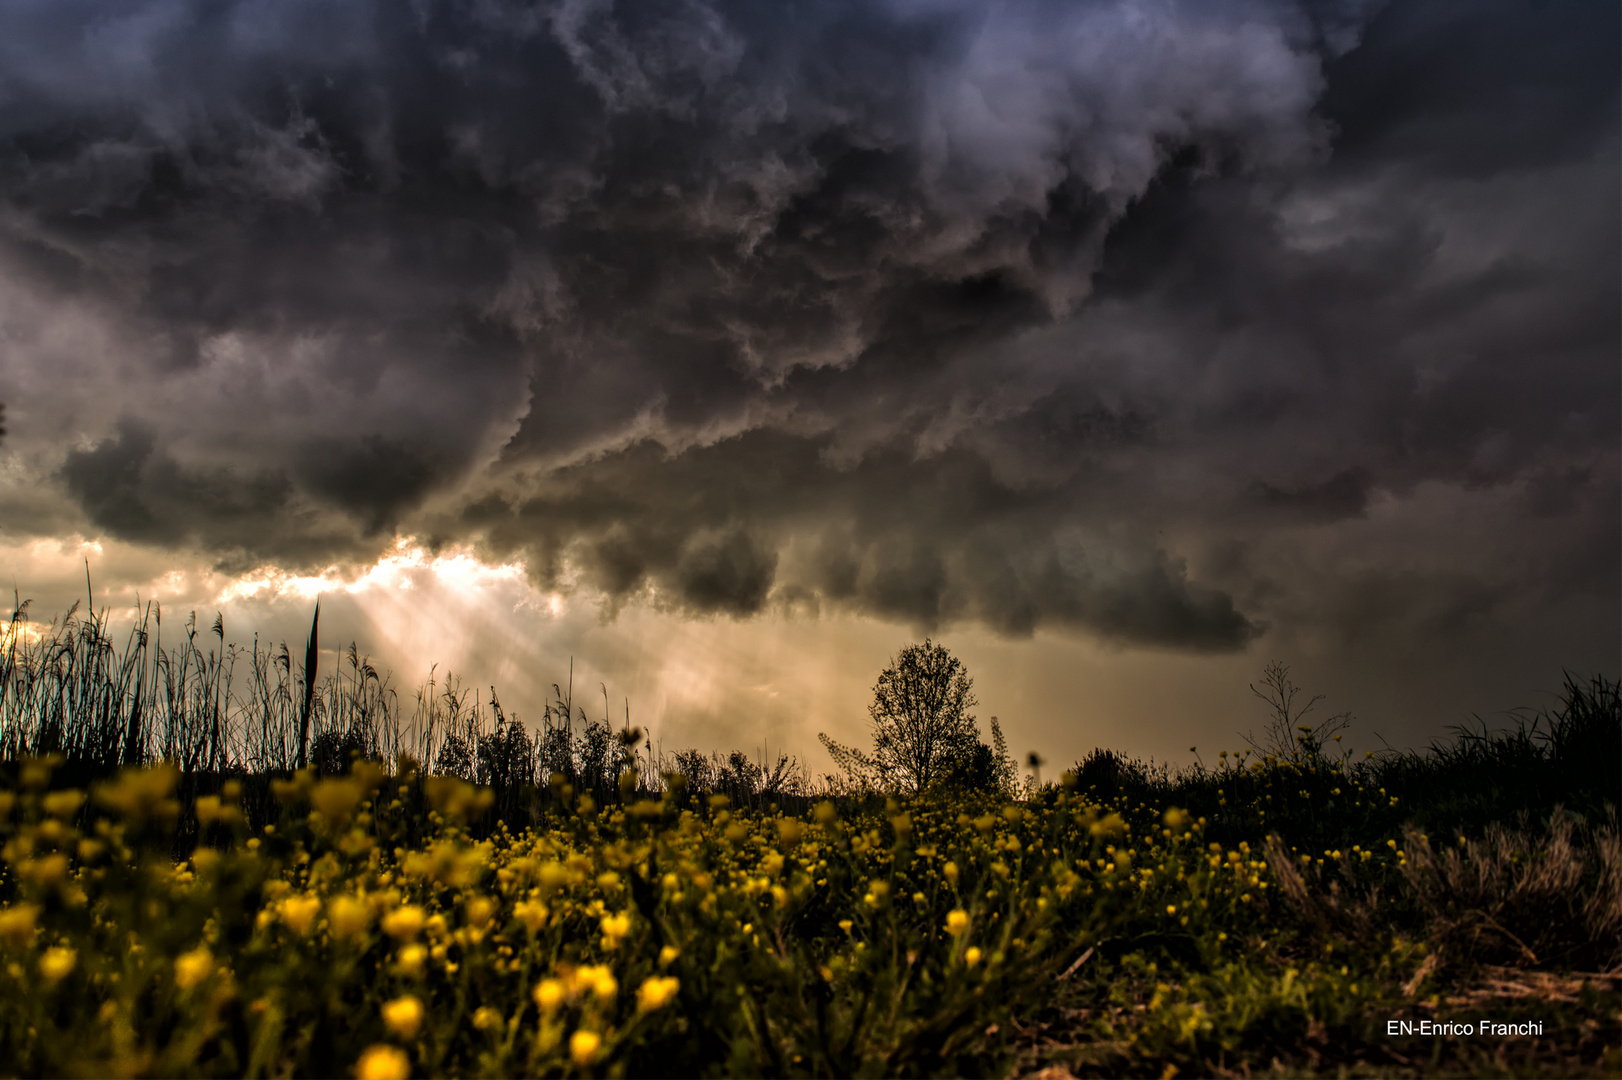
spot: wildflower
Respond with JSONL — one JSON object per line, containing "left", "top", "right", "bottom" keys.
{"left": 0, "top": 905, "right": 39, "bottom": 949}
{"left": 310, "top": 779, "right": 365, "bottom": 828}
{"left": 42, "top": 790, "right": 85, "bottom": 819}
{"left": 382, "top": 995, "right": 424, "bottom": 1039}
{"left": 395, "top": 944, "right": 427, "bottom": 978}
{"left": 658, "top": 945, "right": 680, "bottom": 967}
{"left": 943, "top": 861, "right": 959, "bottom": 886}
{"left": 513, "top": 900, "right": 549, "bottom": 933}
{"left": 964, "top": 947, "right": 982, "bottom": 967}
{"left": 1090, "top": 812, "right": 1126, "bottom": 838}
{"left": 355, "top": 1045, "right": 410, "bottom": 1080}
{"left": 637, "top": 975, "right": 680, "bottom": 1012}
{"left": 570, "top": 1030, "right": 601, "bottom": 1065}
{"left": 465, "top": 896, "right": 497, "bottom": 928}
{"left": 472, "top": 1006, "right": 503, "bottom": 1031}
{"left": 382, "top": 905, "right": 427, "bottom": 942}
{"left": 278, "top": 895, "right": 323, "bottom": 937}
{"left": 328, "top": 895, "right": 370, "bottom": 942}
{"left": 95, "top": 764, "right": 180, "bottom": 824}
{"left": 600, "top": 911, "right": 632, "bottom": 947}
{"left": 583, "top": 965, "right": 617, "bottom": 1002}
{"left": 945, "top": 909, "right": 970, "bottom": 936}
{"left": 533, "top": 979, "right": 565, "bottom": 1013}
{"left": 838, "top": 919, "right": 853, "bottom": 934}
{"left": 38, "top": 946, "right": 75, "bottom": 983}
{"left": 174, "top": 946, "right": 214, "bottom": 991}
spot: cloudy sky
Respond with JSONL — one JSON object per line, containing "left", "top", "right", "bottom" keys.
{"left": 0, "top": 0, "right": 1615, "bottom": 771}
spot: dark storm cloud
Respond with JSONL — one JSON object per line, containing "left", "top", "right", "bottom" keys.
{"left": 0, "top": 0, "right": 1615, "bottom": 654}
{"left": 1247, "top": 469, "right": 1371, "bottom": 523}
{"left": 57, "top": 417, "right": 357, "bottom": 566}
{"left": 456, "top": 428, "right": 1259, "bottom": 647}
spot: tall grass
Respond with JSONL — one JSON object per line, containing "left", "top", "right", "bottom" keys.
{"left": 0, "top": 594, "right": 820, "bottom": 834}
{"left": 0, "top": 597, "right": 415, "bottom": 777}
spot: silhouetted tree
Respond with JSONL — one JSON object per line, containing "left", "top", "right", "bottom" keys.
{"left": 868, "top": 639, "right": 981, "bottom": 794}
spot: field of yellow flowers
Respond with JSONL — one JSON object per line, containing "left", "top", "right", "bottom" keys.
{"left": 0, "top": 742, "right": 1615, "bottom": 1078}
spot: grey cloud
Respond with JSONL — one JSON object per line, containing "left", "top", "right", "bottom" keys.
{"left": 1248, "top": 468, "right": 1371, "bottom": 522}
{"left": 295, "top": 434, "right": 441, "bottom": 534}
{"left": 0, "top": 0, "right": 1613, "bottom": 664}
{"left": 671, "top": 527, "right": 778, "bottom": 615}
{"left": 455, "top": 429, "right": 1261, "bottom": 648}
{"left": 1320, "top": 0, "right": 1619, "bottom": 177}
{"left": 59, "top": 418, "right": 301, "bottom": 555}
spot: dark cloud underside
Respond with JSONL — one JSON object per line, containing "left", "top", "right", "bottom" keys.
{"left": 0, "top": 0, "right": 1613, "bottom": 657}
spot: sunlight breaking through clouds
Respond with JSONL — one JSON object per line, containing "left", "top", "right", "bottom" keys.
{"left": 212, "top": 537, "right": 539, "bottom": 609}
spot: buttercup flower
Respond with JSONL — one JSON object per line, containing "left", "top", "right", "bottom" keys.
{"left": 355, "top": 1044, "right": 410, "bottom": 1080}
{"left": 38, "top": 946, "right": 75, "bottom": 983}
{"left": 637, "top": 975, "right": 680, "bottom": 1012}
{"left": 570, "top": 1030, "right": 601, "bottom": 1065}
{"left": 174, "top": 946, "right": 214, "bottom": 991}
{"left": 533, "top": 979, "right": 566, "bottom": 1013}
{"left": 382, "top": 906, "right": 427, "bottom": 942}
{"left": 382, "top": 995, "right": 424, "bottom": 1039}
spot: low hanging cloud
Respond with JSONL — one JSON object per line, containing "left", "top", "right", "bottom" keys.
{"left": 0, "top": 0, "right": 1614, "bottom": 660}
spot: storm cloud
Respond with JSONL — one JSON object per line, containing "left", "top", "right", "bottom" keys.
{"left": 0, "top": 0, "right": 1615, "bottom": 659}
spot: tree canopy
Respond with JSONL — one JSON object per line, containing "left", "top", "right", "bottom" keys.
{"left": 867, "top": 639, "right": 980, "bottom": 793}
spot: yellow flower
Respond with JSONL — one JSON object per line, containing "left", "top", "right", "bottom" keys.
{"left": 174, "top": 946, "right": 214, "bottom": 991}
{"left": 328, "top": 895, "right": 370, "bottom": 941}
{"left": 464, "top": 896, "right": 496, "bottom": 928}
{"left": 0, "top": 905, "right": 38, "bottom": 950}
{"left": 533, "top": 979, "right": 565, "bottom": 1013}
{"left": 471, "top": 1006, "right": 502, "bottom": 1031}
{"left": 600, "top": 911, "right": 632, "bottom": 943}
{"left": 309, "top": 778, "right": 365, "bottom": 828}
{"left": 837, "top": 920, "right": 853, "bottom": 934}
{"left": 574, "top": 964, "right": 617, "bottom": 1002}
{"left": 945, "top": 909, "right": 970, "bottom": 936}
{"left": 382, "top": 995, "right": 424, "bottom": 1039}
{"left": 38, "top": 946, "right": 76, "bottom": 983}
{"left": 636, "top": 975, "right": 680, "bottom": 1012}
{"left": 42, "top": 790, "right": 85, "bottom": 819}
{"left": 354, "top": 1044, "right": 411, "bottom": 1080}
{"left": 658, "top": 945, "right": 680, "bottom": 967}
{"left": 513, "top": 900, "right": 549, "bottom": 933}
{"left": 570, "top": 1030, "right": 601, "bottom": 1065}
{"left": 964, "top": 947, "right": 982, "bottom": 967}
{"left": 395, "top": 944, "right": 427, "bottom": 978}
{"left": 382, "top": 905, "right": 427, "bottom": 942}
{"left": 943, "top": 861, "right": 959, "bottom": 886}
{"left": 278, "top": 895, "right": 322, "bottom": 938}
